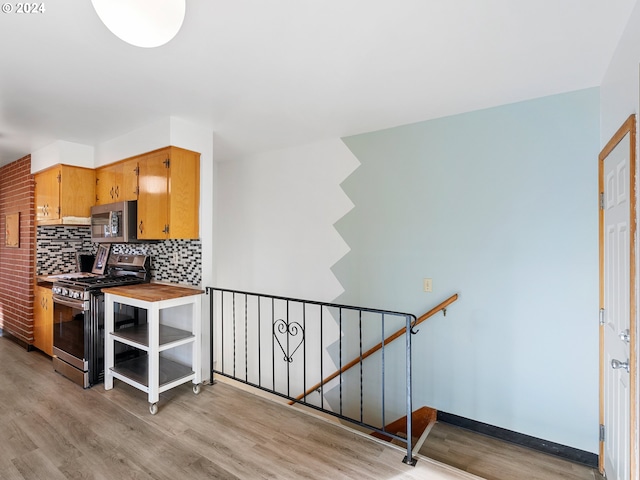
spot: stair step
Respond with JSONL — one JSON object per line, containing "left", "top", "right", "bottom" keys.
{"left": 371, "top": 406, "right": 437, "bottom": 445}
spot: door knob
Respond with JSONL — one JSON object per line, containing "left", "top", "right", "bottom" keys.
{"left": 619, "top": 329, "right": 630, "bottom": 344}
{"left": 611, "top": 358, "right": 630, "bottom": 373}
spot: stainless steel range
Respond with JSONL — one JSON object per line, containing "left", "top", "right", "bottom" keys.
{"left": 52, "top": 248, "right": 151, "bottom": 388}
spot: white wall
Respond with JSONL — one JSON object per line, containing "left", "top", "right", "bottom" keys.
{"left": 214, "top": 139, "right": 360, "bottom": 411}
{"left": 215, "top": 139, "right": 359, "bottom": 301}
{"left": 600, "top": 2, "right": 640, "bottom": 144}
{"left": 31, "top": 140, "right": 94, "bottom": 173}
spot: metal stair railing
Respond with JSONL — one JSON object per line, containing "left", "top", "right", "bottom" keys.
{"left": 206, "top": 287, "right": 457, "bottom": 465}
{"left": 289, "top": 294, "right": 459, "bottom": 405}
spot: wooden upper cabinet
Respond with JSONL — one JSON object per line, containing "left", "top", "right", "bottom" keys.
{"left": 120, "top": 158, "right": 139, "bottom": 202}
{"left": 137, "top": 146, "right": 200, "bottom": 240}
{"left": 95, "top": 158, "right": 139, "bottom": 205}
{"left": 35, "top": 168, "right": 60, "bottom": 222}
{"left": 35, "top": 165, "right": 96, "bottom": 225}
{"left": 95, "top": 165, "right": 116, "bottom": 205}
{"left": 137, "top": 150, "right": 168, "bottom": 239}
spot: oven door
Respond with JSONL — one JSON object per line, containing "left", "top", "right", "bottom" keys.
{"left": 53, "top": 295, "right": 88, "bottom": 372}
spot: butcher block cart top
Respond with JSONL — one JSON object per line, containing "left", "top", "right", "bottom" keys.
{"left": 103, "top": 283, "right": 204, "bottom": 415}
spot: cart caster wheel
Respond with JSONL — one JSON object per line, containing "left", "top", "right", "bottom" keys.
{"left": 192, "top": 383, "right": 201, "bottom": 395}
{"left": 149, "top": 403, "right": 158, "bottom": 415}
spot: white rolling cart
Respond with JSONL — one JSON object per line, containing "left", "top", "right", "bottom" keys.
{"left": 103, "top": 283, "right": 203, "bottom": 414}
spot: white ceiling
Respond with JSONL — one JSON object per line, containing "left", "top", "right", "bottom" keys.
{"left": 0, "top": 0, "right": 636, "bottom": 165}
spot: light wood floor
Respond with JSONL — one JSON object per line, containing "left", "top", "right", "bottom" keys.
{"left": 0, "top": 336, "right": 604, "bottom": 480}
{"left": 420, "top": 415, "right": 604, "bottom": 480}
{"left": 0, "top": 337, "right": 476, "bottom": 480}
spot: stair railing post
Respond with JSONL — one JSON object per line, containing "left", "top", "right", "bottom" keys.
{"left": 208, "top": 287, "right": 214, "bottom": 385}
{"left": 403, "top": 314, "right": 417, "bottom": 466}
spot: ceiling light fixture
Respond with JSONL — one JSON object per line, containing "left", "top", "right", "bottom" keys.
{"left": 91, "top": 0, "right": 186, "bottom": 48}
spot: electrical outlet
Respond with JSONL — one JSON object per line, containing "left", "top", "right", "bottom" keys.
{"left": 423, "top": 278, "right": 433, "bottom": 292}
{"left": 172, "top": 252, "right": 179, "bottom": 264}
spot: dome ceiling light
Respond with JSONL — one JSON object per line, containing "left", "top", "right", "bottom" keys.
{"left": 91, "top": 0, "right": 186, "bottom": 48}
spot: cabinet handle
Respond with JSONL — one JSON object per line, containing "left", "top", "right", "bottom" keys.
{"left": 115, "top": 185, "right": 119, "bottom": 198}
{"left": 110, "top": 187, "right": 114, "bottom": 199}
{"left": 139, "top": 220, "right": 143, "bottom": 234}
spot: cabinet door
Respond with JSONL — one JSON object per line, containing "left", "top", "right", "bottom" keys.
{"left": 35, "top": 168, "right": 61, "bottom": 222}
{"left": 168, "top": 148, "right": 200, "bottom": 239}
{"left": 59, "top": 165, "right": 95, "bottom": 217}
{"left": 33, "top": 286, "right": 53, "bottom": 356}
{"left": 119, "top": 158, "right": 139, "bottom": 202}
{"left": 137, "top": 150, "right": 169, "bottom": 239}
{"left": 95, "top": 165, "right": 117, "bottom": 205}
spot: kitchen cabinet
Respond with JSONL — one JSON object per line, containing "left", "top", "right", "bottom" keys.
{"left": 95, "top": 158, "right": 139, "bottom": 205}
{"left": 33, "top": 285, "right": 53, "bottom": 356}
{"left": 104, "top": 283, "right": 203, "bottom": 414}
{"left": 137, "top": 146, "right": 200, "bottom": 240}
{"left": 34, "top": 165, "right": 96, "bottom": 225}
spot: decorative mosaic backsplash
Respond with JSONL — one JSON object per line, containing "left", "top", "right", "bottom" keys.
{"left": 36, "top": 226, "right": 202, "bottom": 286}
{"left": 36, "top": 226, "right": 94, "bottom": 274}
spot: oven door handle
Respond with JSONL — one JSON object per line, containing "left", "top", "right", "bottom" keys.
{"left": 53, "top": 296, "right": 86, "bottom": 311}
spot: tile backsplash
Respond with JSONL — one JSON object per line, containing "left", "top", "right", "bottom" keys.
{"left": 37, "top": 226, "right": 202, "bottom": 286}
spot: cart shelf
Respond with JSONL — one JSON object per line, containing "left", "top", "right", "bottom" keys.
{"left": 111, "top": 354, "right": 194, "bottom": 389}
{"left": 103, "top": 283, "right": 204, "bottom": 414}
{"left": 110, "top": 324, "right": 195, "bottom": 351}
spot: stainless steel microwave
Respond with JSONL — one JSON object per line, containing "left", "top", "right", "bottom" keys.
{"left": 90, "top": 201, "right": 138, "bottom": 243}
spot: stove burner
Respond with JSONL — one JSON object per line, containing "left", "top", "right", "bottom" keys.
{"left": 61, "top": 275, "right": 143, "bottom": 287}
{"left": 52, "top": 254, "right": 151, "bottom": 302}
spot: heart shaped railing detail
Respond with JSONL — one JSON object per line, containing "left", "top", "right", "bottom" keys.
{"left": 273, "top": 319, "right": 305, "bottom": 363}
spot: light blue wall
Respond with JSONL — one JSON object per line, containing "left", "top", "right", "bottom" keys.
{"left": 336, "top": 88, "right": 600, "bottom": 452}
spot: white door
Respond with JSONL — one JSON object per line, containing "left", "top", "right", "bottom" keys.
{"left": 601, "top": 115, "right": 636, "bottom": 480}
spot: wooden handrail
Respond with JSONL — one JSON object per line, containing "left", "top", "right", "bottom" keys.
{"left": 288, "top": 293, "right": 459, "bottom": 405}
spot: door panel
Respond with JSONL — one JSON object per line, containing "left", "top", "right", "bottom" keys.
{"left": 600, "top": 115, "right": 636, "bottom": 480}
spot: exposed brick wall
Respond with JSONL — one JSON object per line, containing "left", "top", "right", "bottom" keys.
{"left": 0, "top": 156, "right": 35, "bottom": 345}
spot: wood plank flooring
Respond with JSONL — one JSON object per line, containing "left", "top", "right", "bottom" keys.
{"left": 0, "top": 337, "right": 476, "bottom": 480}
{"left": 0, "top": 336, "right": 606, "bottom": 480}
{"left": 420, "top": 421, "right": 605, "bottom": 480}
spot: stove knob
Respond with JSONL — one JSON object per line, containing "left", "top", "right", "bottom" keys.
{"left": 52, "top": 287, "right": 61, "bottom": 295}
{"left": 73, "top": 291, "right": 81, "bottom": 299}
{"left": 62, "top": 288, "right": 69, "bottom": 296}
